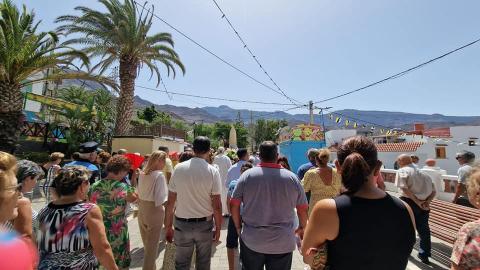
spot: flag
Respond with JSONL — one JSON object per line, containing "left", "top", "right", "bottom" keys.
{"left": 386, "top": 130, "right": 391, "bottom": 135}
{"left": 345, "top": 119, "right": 350, "bottom": 126}
{"left": 335, "top": 117, "right": 341, "bottom": 123}
{"left": 380, "top": 129, "right": 384, "bottom": 134}
{"left": 353, "top": 122, "right": 358, "bottom": 128}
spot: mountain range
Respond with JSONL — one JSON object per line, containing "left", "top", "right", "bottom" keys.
{"left": 134, "top": 96, "right": 480, "bottom": 129}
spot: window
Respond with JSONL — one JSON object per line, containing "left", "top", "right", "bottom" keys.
{"left": 435, "top": 146, "right": 446, "bottom": 159}
{"left": 468, "top": 138, "right": 477, "bottom": 146}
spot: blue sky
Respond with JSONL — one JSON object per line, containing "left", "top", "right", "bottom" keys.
{"left": 17, "top": 0, "right": 480, "bottom": 116}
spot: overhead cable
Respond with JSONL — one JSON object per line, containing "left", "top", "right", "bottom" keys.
{"left": 132, "top": 0, "right": 303, "bottom": 105}
{"left": 211, "top": 0, "right": 303, "bottom": 106}
{"left": 136, "top": 85, "right": 295, "bottom": 106}
{"left": 315, "top": 38, "right": 480, "bottom": 104}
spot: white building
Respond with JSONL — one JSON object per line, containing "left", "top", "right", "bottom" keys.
{"left": 378, "top": 126, "right": 480, "bottom": 174}
{"left": 325, "top": 129, "right": 357, "bottom": 147}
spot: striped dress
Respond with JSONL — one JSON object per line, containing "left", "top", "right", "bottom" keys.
{"left": 37, "top": 202, "right": 98, "bottom": 270}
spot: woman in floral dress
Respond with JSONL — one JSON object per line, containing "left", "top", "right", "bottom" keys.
{"left": 89, "top": 156, "right": 138, "bottom": 269}
{"left": 451, "top": 165, "right": 480, "bottom": 270}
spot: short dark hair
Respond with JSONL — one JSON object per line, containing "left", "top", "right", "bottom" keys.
{"left": 106, "top": 156, "right": 131, "bottom": 174}
{"left": 237, "top": 148, "right": 248, "bottom": 160}
{"left": 259, "top": 141, "right": 278, "bottom": 162}
{"left": 158, "top": 146, "right": 169, "bottom": 153}
{"left": 457, "top": 150, "right": 476, "bottom": 163}
{"left": 193, "top": 136, "right": 211, "bottom": 154}
{"left": 240, "top": 162, "right": 253, "bottom": 173}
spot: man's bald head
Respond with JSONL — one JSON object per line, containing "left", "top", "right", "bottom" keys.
{"left": 425, "top": 159, "right": 436, "bottom": 167}
{"left": 397, "top": 154, "right": 412, "bottom": 168}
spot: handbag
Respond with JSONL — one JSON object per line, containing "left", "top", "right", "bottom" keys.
{"left": 306, "top": 243, "right": 329, "bottom": 270}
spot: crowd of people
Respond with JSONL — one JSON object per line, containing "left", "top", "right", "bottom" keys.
{"left": 0, "top": 135, "right": 479, "bottom": 270}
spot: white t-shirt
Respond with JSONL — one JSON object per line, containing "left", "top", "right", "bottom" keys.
{"left": 138, "top": 170, "right": 168, "bottom": 207}
{"left": 395, "top": 164, "right": 434, "bottom": 200}
{"left": 169, "top": 157, "right": 222, "bottom": 218}
{"left": 421, "top": 166, "right": 446, "bottom": 194}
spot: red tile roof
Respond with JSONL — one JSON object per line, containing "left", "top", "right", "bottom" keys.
{"left": 375, "top": 142, "right": 424, "bottom": 152}
{"left": 423, "top": 127, "right": 451, "bottom": 138}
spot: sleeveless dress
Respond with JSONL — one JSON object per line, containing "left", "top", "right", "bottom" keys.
{"left": 327, "top": 194, "right": 415, "bottom": 270}
{"left": 37, "top": 202, "right": 97, "bottom": 270}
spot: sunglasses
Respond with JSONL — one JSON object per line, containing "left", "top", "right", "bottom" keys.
{"left": 1, "top": 184, "right": 23, "bottom": 198}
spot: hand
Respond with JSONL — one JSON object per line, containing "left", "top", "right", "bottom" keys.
{"left": 421, "top": 201, "right": 430, "bottom": 211}
{"left": 165, "top": 227, "right": 174, "bottom": 243}
{"left": 213, "top": 228, "right": 221, "bottom": 243}
{"left": 295, "top": 227, "right": 305, "bottom": 240}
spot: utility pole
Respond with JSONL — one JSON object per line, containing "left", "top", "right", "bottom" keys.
{"left": 317, "top": 106, "right": 333, "bottom": 142}
{"left": 309, "top": 100, "right": 314, "bottom": 125}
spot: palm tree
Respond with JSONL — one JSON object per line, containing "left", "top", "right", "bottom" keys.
{"left": 56, "top": 0, "right": 185, "bottom": 136}
{"left": 0, "top": 0, "right": 109, "bottom": 153}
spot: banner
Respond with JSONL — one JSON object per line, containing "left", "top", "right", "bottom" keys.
{"left": 25, "top": 92, "right": 90, "bottom": 113}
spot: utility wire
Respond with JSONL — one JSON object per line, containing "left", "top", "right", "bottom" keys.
{"left": 325, "top": 109, "right": 479, "bottom": 146}
{"left": 211, "top": 0, "right": 303, "bottom": 106}
{"left": 136, "top": 85, "right": 295, "bottom": 106}
{"left": 252, "top": 104, "right": 307, "bottom": 120}
{"left": 133, "top": 0, "right": 303, "bottom": 106}
{"left": 315, "top": 38, "right": 480, "bottom": 104}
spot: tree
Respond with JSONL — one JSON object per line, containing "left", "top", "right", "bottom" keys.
{"left": 55, "top": 86, "right": 116, "bottom": 152}
{"left": 253, "top": 119, "right": 289, "bottom": 147}
{"left": 0, "top": 0, "right": 109, "bottom": 152}
{"left": 136, "top": 105, "right": 173, "bottom": 126}
{"left": 56, "top": 0, "right": 185, "bottom": 136}
{"left": 137, "top": 105, "right": 159, "bottom": 123}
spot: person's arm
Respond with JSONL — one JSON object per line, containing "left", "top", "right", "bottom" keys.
{"left": 453, "top": 183, "right": 464, "bottom": 203}
{"left": 125, "top": 185, "right": 138, "bottom": 203}
{"left": 296, "top": 206, "right": 308, "bottom": 239}
{"left": 164, "top": 191, "right": 177, "bottom": 243}
{"left": 13, "top": 198, "right": 33, "bottom": 239}
{"left": 211, "top": 194, "right": 222, "bottom": 242}
{"left": 231, "top": 203, "right": 242, "bottom": 235}
{"left": 400, "top": 187, "right": 424, "bottom": 207}
{"left": 301, "top": 199, "right": 339, "bottom": 265}
{"left": 86, "top": 205, "right": 118, "bottom": 270}
{"left": 210, "top": 168, "right": 223, "bottom": 242}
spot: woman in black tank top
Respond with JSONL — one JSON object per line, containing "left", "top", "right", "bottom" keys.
{"left": 301, "top": 136, "right": 416, "bottom": 270}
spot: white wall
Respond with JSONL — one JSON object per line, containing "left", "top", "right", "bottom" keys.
{"left": 23, "top": 72, "right": 45, "bottom": 112}
{"left": 450, "top": 126, "right": 480, "bottom": 143}
{"left": 325, "top": 129, "right": 357, "bottom": 147}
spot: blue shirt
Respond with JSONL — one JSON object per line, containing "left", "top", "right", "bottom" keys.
{"left": 226, "top": 160, "right": 247, "bottom": 187}
{"left": 64, "top": 160, "right": 99, "bottom": 172}
{"left": 232, "top": 164, "right": 308, "bottom": 254}
{"left": 297, "top": 162, "right": 315, "bottom": 180}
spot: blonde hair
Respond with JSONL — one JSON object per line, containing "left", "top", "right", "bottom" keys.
{"left": 49, "top": 152, "right": 65, "bottom": 162}
{"left": 467, "top": 164, "right": 480, "bottom": 203}
{"left": 143, "top": 151, "right": 167, "bottom": 175}
{"left": 0, "top": 151, "right": 17, "bottom": 190}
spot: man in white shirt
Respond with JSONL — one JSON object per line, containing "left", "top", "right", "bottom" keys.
{"left": 226, "top": 148, "right": 249, "bottom": 187}
{"left": 421, "top": 159, "right": 446, "bottom": 194}
{"left": 453, "top": 151, "right": 476, "bottom": 207}
{"left": 395, "top": 154, "right": 436, "bottom": 265}
{"left": 164, "top": 136, "right": 223, "bottom": 270}
{"left": 213, "top": 147, "right": 232, "bottom": 216}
